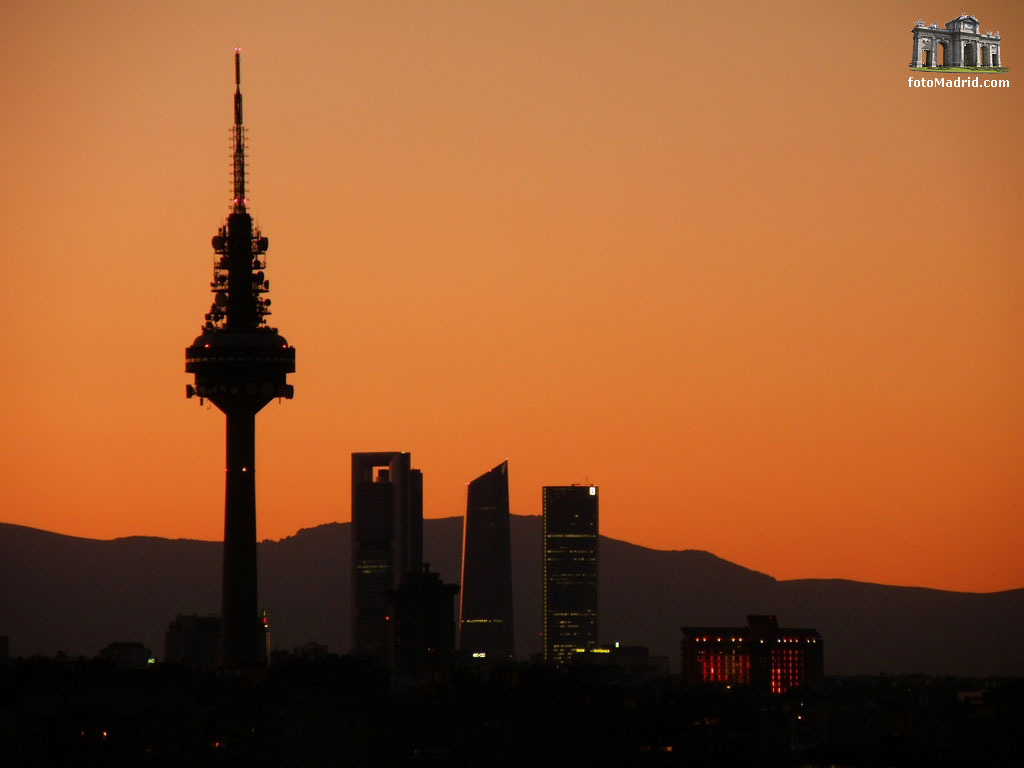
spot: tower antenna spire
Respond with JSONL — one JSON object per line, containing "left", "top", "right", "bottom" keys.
{"left": 232, "top": 48, "right": 245, "bottom": 212}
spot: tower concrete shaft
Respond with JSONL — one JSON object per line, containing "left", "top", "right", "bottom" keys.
{"left": 184, "top": 51, "right": 295, "bottom": 670}
{"left": 221, "top": 406, "right": 258, "bottom": 668}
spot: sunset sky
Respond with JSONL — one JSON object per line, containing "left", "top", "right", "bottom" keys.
{"left": 1, "top": 1, "right": 1021, "bottom": 593}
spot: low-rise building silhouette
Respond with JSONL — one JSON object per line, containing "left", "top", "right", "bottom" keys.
{"left": 386, "top": 564, "right": 459, "bottom": 682}
{"left": 97, "top": 641, "right": 153, "bottom": 670}
{"left": 569, "top": 643, "right": 670, "bottom": 680}
{"left": 164, "top": 614, "right": 221, "bottom": 670}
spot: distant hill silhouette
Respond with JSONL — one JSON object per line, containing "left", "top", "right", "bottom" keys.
{"left": 1, "top": 516, "right": 1021, "bottom": 676}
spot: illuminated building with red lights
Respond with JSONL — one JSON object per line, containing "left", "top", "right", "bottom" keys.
{"left": 680, "top": 615, "right": 823, "bottom": 694}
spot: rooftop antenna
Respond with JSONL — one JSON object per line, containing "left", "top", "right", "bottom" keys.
{"left": 232, "top": 48, "right": 246, "bottom": 212}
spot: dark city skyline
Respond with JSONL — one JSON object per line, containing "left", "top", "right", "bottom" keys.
{"left": 459, "top": 460, "right": 515, "bottom": 657}
{"left": 3, "top": 5, "right": 1021, "bottom": 596}
{"left": 182, "top": 52, "right": 295, "bottom": 669}
{"left": 2, "top": 4, "right": 1022, "bottom": 762}
{"left": 2, "top": 516, "right": 1023, "bottom": 677}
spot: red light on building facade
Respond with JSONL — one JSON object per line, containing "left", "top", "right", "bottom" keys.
{"left": 681, "top": 615, "right": 823, "bottom": 694}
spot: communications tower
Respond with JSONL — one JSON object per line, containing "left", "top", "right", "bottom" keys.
{"left": 184, "top": 51, "right": 295, "bottom": 669}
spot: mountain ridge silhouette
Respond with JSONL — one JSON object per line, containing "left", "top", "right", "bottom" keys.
{"left": 2, "top": 516, "right": 1020, "bottom": 676}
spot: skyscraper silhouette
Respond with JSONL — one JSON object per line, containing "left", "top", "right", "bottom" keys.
{"left": 459, "top": 460, "right": 514, "bottom": 657}
{"left": 351, "top": 452, "right": 423, "bottom": 654}
{"left": 184, "top": 51, "right": 295, "bottom": 669}
{"left": 542, "top": 485, "right": 598, "bottom": 664}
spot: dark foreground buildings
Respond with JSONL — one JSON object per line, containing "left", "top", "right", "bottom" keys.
{"left": 388, "top": 565, "right": 459, "bottom": 680}
{"left": 542, "top": 484, "right": 599, "bottom": 664}
{"left": 459, "top": 460, "right": 514, "bottom": 657}
{"left": 680, "top": 615, "right": 823, "bottom": 694}
{"left": 183, "top": 52, "right": 295, "bottom": 670}
{"left": 164, "top": 615, "right": 222, "bottom": 671}
{"left": 6, "top": 657, "right": 1023, "bottom": 766}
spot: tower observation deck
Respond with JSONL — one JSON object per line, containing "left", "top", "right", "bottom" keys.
{"left": 184, "top": 51, "right": 295, "bottom": 670}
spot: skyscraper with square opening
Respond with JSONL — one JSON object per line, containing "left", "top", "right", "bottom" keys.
{"left": 542, "top": 485, "right": 598, "bottom": 664}
{"left": 351, "top": 452, "right": 423, "bottom": 654}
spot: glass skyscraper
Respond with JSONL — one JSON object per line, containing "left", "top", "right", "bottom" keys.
{"left": 459, "top": 460, "right": 514, "bottom": 657}
{"left": 542, "top": 485, "right": 598, "bottom": 664}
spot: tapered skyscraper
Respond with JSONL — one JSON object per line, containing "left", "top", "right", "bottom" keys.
{"left": 542, "top": 485, "right": 598, "bottom": 664}
{"left": 184, "top": 51, "right": 295, "bottom": 669}
{"left": 459, "top": 460, "right": 514, "bottom": 657}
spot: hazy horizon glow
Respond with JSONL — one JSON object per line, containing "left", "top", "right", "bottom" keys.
{"left": 1, "top": 1, "right": 1022, "bottom": 593}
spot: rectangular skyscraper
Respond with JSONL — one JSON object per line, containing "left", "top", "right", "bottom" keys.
{"left": 459, "top": 460, "right": 514, "bottom": 657}
{"left": 351, "top": 452, "right": 423, "bottom": 654}
{"left": 542, "top": 485, "right": 598, "bottom": 664}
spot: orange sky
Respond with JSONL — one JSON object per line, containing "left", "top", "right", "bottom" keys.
{"left": 1, "top": 1, "right": 1021, "bottom": 593}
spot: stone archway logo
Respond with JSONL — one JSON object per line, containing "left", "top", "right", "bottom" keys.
{"left": 910, "top": 13, "right": 1007, "bottom": 71}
